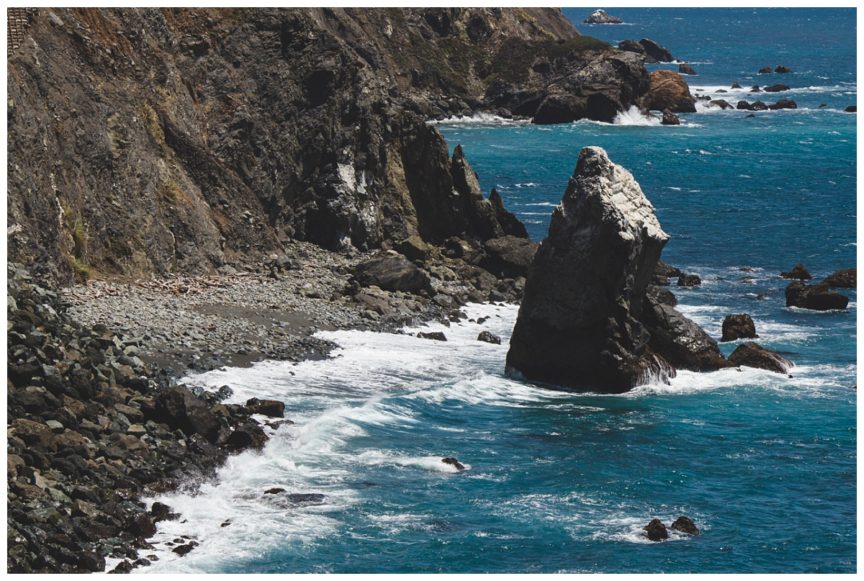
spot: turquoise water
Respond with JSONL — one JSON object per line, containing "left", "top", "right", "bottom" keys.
{"left": 139, "top": 9, "right": 856, "bottom": 573}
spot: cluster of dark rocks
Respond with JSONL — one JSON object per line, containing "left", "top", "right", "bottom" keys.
{"left": 782, "top": 264, "right": 854, "bottom": 311}
{"left": 7, "top": 264, "right": 289, "bottom": 573}
{"left": 644, "top": 516, "right": 700, "bottom": 541}
{"left": 759, "top": 65, "right": 793, "bottom": 74}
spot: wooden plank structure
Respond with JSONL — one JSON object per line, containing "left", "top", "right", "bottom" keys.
{"left": 7, "top": 8, "right": 30, "bottom": 55}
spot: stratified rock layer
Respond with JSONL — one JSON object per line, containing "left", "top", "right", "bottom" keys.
{"left": 506, "top": 147, "right": 673, "bottom": 392}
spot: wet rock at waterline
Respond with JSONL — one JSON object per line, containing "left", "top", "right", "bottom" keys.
{"left": 721, "top": 314, "right": 758, "bottom": 342}
{"left": 506, "top": 147, "right": 674, "bottom": 392}
{"left": 781, "top": 263, "right": 812, "bottom": 280}
{"left": 477, "top": 331, "right": 502, "bottom": 344}
{"left": 823, "top": 268, "right": 856, "bottom": 288}
{"left": 785, "top": 281, "right": 849, "bottom": 311}
{"left": 417, "top": 331, "right": 448, "bottom": 341}
{"left": 506, "top": 147, "right": 729, "bottom": 392}
{"left": 644, "top": 519, "right": 669, "bottom": 541}
{"left": 728, "top": 342, "right": 793, "bottom": 374}
{"left": 671, "top": 516, "right": 700, "bottom": 536}
{"left": 442, "top": 457, "right": 467, "bottom": 470}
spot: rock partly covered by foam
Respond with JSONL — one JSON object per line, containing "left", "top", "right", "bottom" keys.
{"left": 584, "top": 9, "right": 623, "bottom": 24}
{"left": 728, "top": 342, "right": 793, "bottom": 374}
{"left": 506, "top": 147, "right": 674, "bottom": 392}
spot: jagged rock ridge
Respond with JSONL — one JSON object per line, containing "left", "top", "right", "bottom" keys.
{"left": 7, "top": 8, "right": 654, "bottom": 284}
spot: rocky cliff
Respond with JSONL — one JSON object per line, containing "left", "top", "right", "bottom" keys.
{"left": 506, "top": 147, "right": 725, "bottom": 393}
{"left": 7, "top": 8, "right": 651, "bottom": 284}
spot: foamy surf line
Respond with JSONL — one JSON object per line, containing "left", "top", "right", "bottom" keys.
{"left": 428, "top": 113, "right": 530, "bottom": 126}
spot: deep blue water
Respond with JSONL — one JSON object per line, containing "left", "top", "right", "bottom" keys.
{"left": 139, "top": 9, "right": 856, "bottom": 574}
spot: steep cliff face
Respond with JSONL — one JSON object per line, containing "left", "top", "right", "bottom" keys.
{"left": 7, "top": 8, "right": 649, "bottom": 283}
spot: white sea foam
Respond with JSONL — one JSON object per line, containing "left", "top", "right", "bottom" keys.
{"left": 429, "top": 113, "right": 530, "bottom": 126}
{"left": 613, "top": 106, "right": 661, "bottom": 126}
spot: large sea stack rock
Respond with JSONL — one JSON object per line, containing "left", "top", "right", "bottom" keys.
{"left": 506, "top": 147, "right": 673, "bottom": 392}
{"left": 641, "top": 71, "right": 697, "bottom": 113}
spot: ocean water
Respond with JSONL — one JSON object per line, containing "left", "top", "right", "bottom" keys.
{"left": 138, "top": 9, "right": 856, "bottom": 573}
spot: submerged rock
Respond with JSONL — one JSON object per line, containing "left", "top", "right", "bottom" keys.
{"left": 780, "top": 263, "right": 812, "bottom": 280}
{"left": 584, "top": 9, "right": 623, "bottom": 24}
{"left": 728, "top": 342, "right": 792, "bottom": 373}
{"left": 670, "top": 516, "right": 700, "bottom": 536}
{"left": 785, "top": 281, "right": 849, "bottom": 311}
{"left": 721, "top": 314, "right": 758, "bottom": 342}
{"left": 506, "top": 147, "right": 674, "bottom": 392}
{"left": 644, "top": 518, "right": 669, "bottom": 541}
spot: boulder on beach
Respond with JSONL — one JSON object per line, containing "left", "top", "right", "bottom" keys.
{"left": 678, "top": 63, "right": 697, "bottom": 75}
{"left": 584, "top": 9, "right": 623, "bottom": 24}
{"left": 728, "top": 342, "right": 793, "bottom": 373}
{"left": 642, "top": 70, "right": 696, "bottom": 113}
{"left": 780, "top": 263, "right": 812, "bottom": 280}
{"left": 506, "top": 147, "right": 675, "bottom": 392}
{"left": 785, "top": 281, "right": 849, "bottom": 311}
{"left": 823, "top": 268, "right": 856, "bottom": 288}
{"left": 721, "top": 314, "right": 758, "bottom": 342}
{"left": 644, "top": 519, "right": 669, "bottom": 541}
{"left": 353, "top": 255, "right": 432, "bottom": 294}
{"left": 670, "top": 516, "right": 700, "bottom": 536}
{"left": 677, "top": 273, "right": 702, "bottom": 287}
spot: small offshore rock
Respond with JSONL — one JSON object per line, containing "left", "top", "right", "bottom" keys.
{"left": 584, "top": 9, "right": 623, "bottom": 24}
{"left": 785, "top": 281, "right": 849, "bottom": 311}
{"left": 845, "top": 105, "right": 857, "bottom": 113}
{"left": 728, "top": 342, "right": 793, "bottom": 373}
{"left": 264, "top": 487, "right": 286, "bottom": 495}
{"left": 417, "top": 331, "right": 447, "bottom": 341}
{"left": 758, "top": 66, "right": 773, "bottom": 74}
{"left": 661, "top": 109, "right": 680, "bottom": 125}
{"left": 670, "top": 516, "right": 700, "bottom": 536}
{"left": 721, "top": 314, "right": 758, "bottom": 342}
{"left": 246, "top": 398, "right": 285, "bottom": 418}
{"left": 644, "top": 518, "right": 669, "bottom": 541}
{"left": 678, "top": 63, "right": 697, "bottom": 75}
{"left": 677, "top": 273, "right": 702, "bottom": 287}
{"left": 477, "top": 331, "right": 502, "bottom": 344}
{"left": 780, "top": 263, "right": 812, "bottom": 280}
{"left": 775, "top": 65, "right": 792, "bottom": 73}
{"left": 442, "top": 457, "right": 466, "bottom": 471}
{"left": 763, "top": 83, "right": 790, "bottom": 92}
{"left": 769, "top": 98, "right": 797, "bottom": 110}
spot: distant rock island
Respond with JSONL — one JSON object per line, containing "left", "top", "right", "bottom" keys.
{"left": 584, "top": 9, "right": 623, "bottom": 24}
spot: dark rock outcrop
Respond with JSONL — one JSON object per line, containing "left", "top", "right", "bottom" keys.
{"left": 417, "top": 331, "right": 447, "bottom": 341}
{"left": 785, "top": 282, "right": 849, "bottom": 311}
{"left": 506, "top": 147, "right": 674, "bottom": 392}
{"left": 845, "top": 105, "right": 857, "bottom": 113}
{"left": 480, "top": 236, "right": 539, "bottom": 279}
{"left": 245, "top": 398, "right": 285, "bottom": 418}
{"left": 477, "top": 331, "right": 502, "bottom": 344}
{"left": 781, "top": 263, "right": 812, "bottom": 280}
{"left": 824, "top": 268, "right": 856, "bottom": 288}
{"left": 728, "top": 342, "right": 793, "bottom": 373}
{"left": 584, "top": 9, "right": 623, "bottom": 24}
{"left": 662, "top": 109, "right": 681, "bottom": 125}
{"left": 769, "top": 98, "right": 797, "bottom": 110}
{"left": 353, "top": 256, "right": 432, "bottom": 294}
{"left": 489, "top": 189, "right": 529, "bottom": 238}
{"left": 775, "top": 65, "right": 792, "bottom": 73}
{"left": 763, "top": 84, "right": 790, "bottom": 92}
{"left": 442, "top": 457, "right": 467, "bottom": 470}
{"left": 758, "top": 66, "right": 773, "bottom": 74}
{"left": 670, "top": 516, "right": 700, "bottom": 536}
{"left": 8, "top": 8, "right": 627, "bottom": 283}
{"left": 641, "top": 71, "right": 697, "bottom": 113}
{"left": 721, "top": 314, "right": 758, "bottom": 342}
{"left": 709, "top": 99, "right": 732, "bottom": 110}
{"left": 642, "top": 297, "right": 727, "bottom": 372}
{"left": 677, "top": 273, "right": 702, "bottom": 287}
{"left": 736, "top": 100, "right": 754, "bottom": 110}
{"left": 637, "top": 39, "right": 674, "bottom": 63}
{"left": 678, "top": 63, "right": 697, "bottom": 75}
{"left": 644, "top": 519, "right": 669, "bottom": 541}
